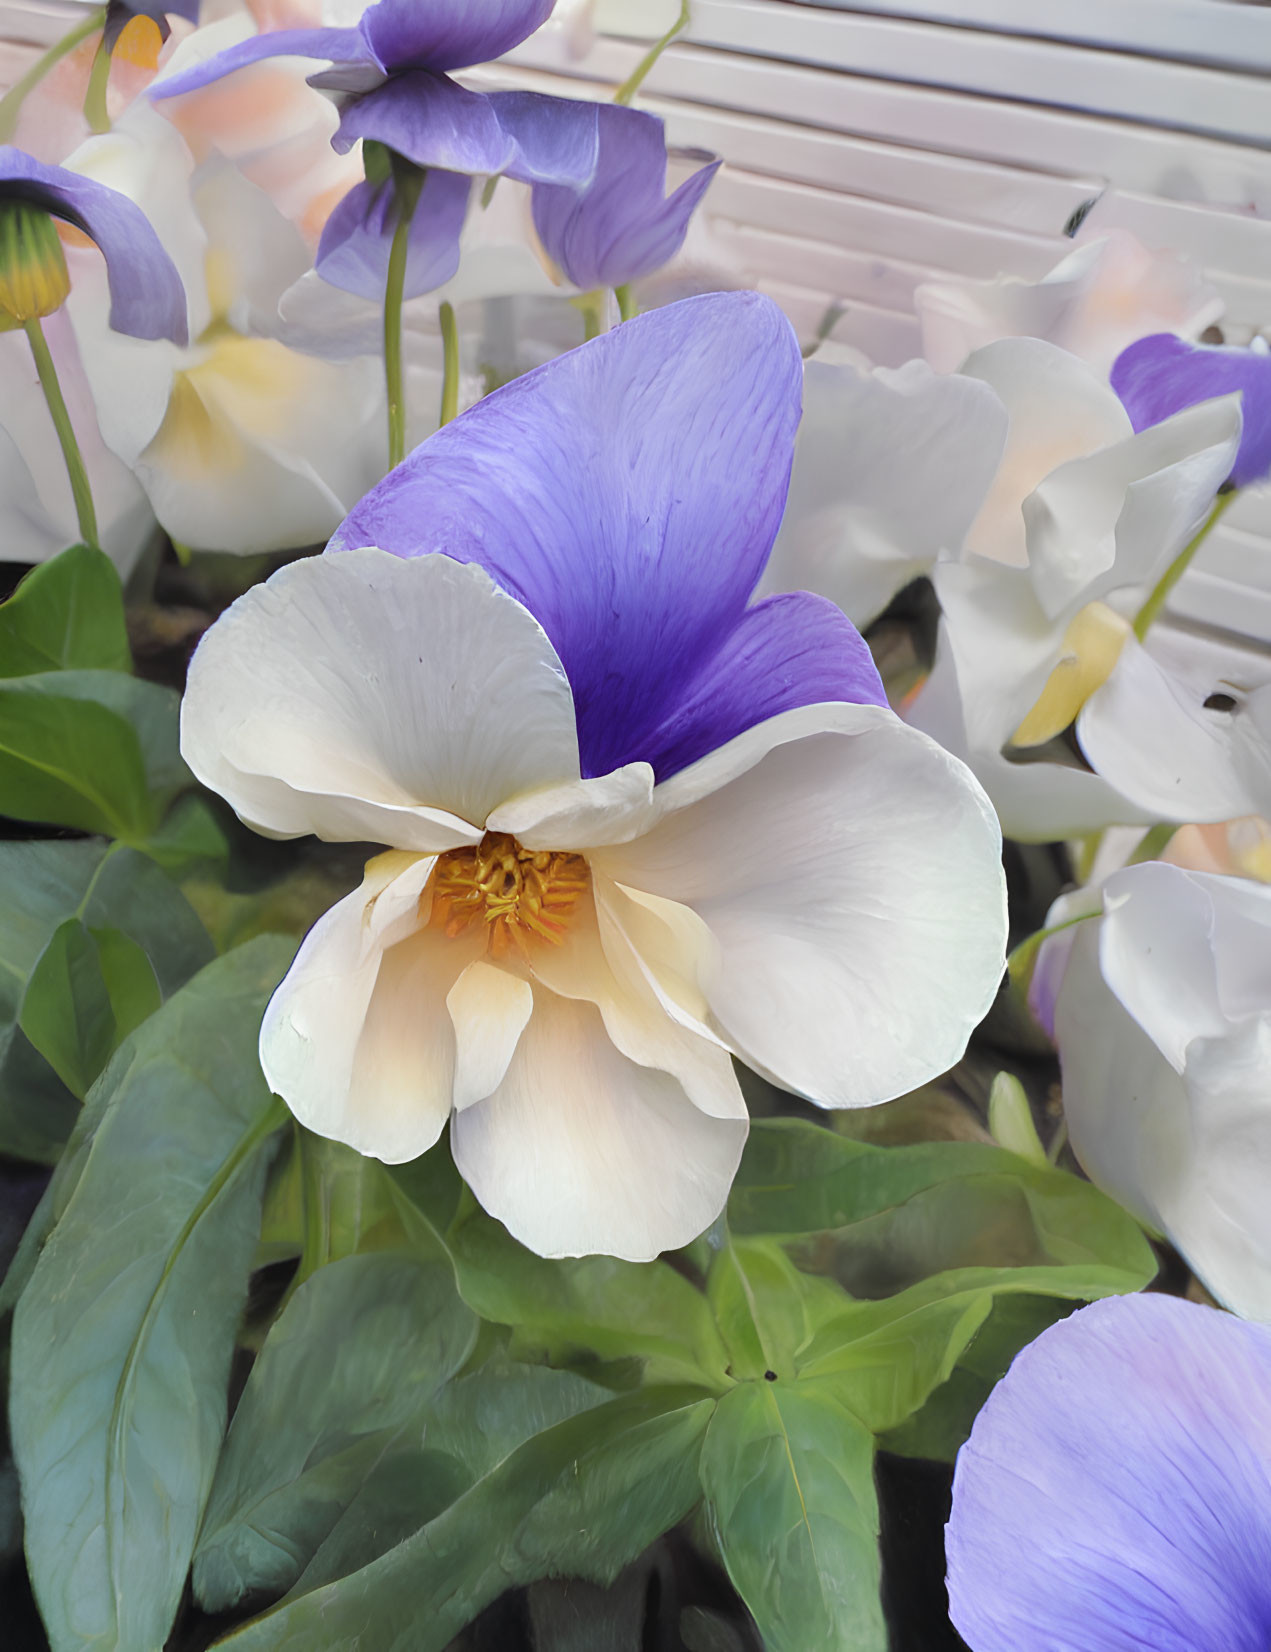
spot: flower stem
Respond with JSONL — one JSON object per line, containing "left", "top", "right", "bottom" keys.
{"left": 614, "top": 283, "right": 636, "bottom": 321}
{"left": 83, "top": 34, "right": 112, "bottom": 133}
{"left": 577, "top": 289, "right": 607, "bottom": 340}
{"left": 614, "top": 0, "right": 691, "bottom": 104}
{"left": 23, "top": 316, "right": 99, "bottom": 548}
{"left": 1128, "top": 822, "right": 1177, "bottom": 865}
{"left": 1132, "top": 489, "right": 1236, "bottom": 642}
{"left": 0, "top": 8, "right": 105, "bottom": 143}
{"left": 438, "top": 299, "right": 459, "bottom": 427}
{"left": 382, "top": 169, "right": 423, "bottom": 472}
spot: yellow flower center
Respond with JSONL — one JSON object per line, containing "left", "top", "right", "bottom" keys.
{"left": 429, "top": 832, "right": 590, "bottom": 959}
{"left": 0, "top": 200, "right": 70, "bottom": 326}
{"left": 1010, "top": 601, "right": 1131, "bottom": 749}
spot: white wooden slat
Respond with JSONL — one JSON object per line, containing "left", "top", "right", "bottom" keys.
{"left": 1087, "top": 191, "right": 1271, "bottom": 280}
{"left": 502, "top": 36, "right": 1271, "bottom": 211}
{"left": 1167, "top": 572, "right": 1271, "bottom": 648}
{"left": 710, "top": 217, "right": 946, "bottom": 312}
{"left": 466, "top": 63, "right": 1105, "bottom": 237}
{"left": 649, "top": 0, "right": 1271, "bottom": 148}
{"left": 764, "top": 0, "right": 1271, "bottom": 73}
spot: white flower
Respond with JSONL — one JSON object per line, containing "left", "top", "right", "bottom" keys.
{"left": 1040, "top": 861, "right": 1271, "bottom": 1320}
{"left": 907, "top": 337, "right": 1243, "bottom": 838}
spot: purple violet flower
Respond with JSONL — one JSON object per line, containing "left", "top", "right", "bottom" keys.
{"left": 329, "top": 289, "right": 887, "bottom": 781}
{"left": 150, "top": 0, "right": 598, "bottom": 195}
{"left": 104, "top": 0, "right": 200, "bottom": 51}
{"left": 531, "top": 103, "right": 721, "bottom": 291}
{"left": 1111, "top": 332, "right": 1271, "bottom": 488}
{"left": 946, "top": 1293, "right": 1271, "bottom": 1652}
{"left": 0, "top": 145, "right": 186, "bottom": 342}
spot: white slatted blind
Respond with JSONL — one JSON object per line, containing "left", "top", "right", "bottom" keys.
{"left": 472, "top": 0, "right": 1271, "bottom": 664}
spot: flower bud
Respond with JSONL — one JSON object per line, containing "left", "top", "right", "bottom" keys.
{"left": 0, "top": 198, "right": 70, "bottom": 326}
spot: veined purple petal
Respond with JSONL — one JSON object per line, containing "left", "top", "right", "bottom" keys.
{"left": 330, "top": 291, "right": 806, "bottom": 780}
{"left": 947, "top": 1294, "right": 1271, "bottom": 1652}
{"left": 150, "top": 26, "right": 375, "bottom": 102}
{"left": 334, "top": 76, "right": 598, "bottom": 189}
{"left": 532, "top": 104, "right": 720, "bottom": 289}
{"left": 359, "top": 0, "right": 554, "bottom": 74}
{"left": 315, "top": 170, "right": 470, "bottom": 301}
{"left": 1112, "top": 332, "right": 1271, "bottom": 488}
{"left": 0, "top": 146, "right": 186, "bottom": 343}
{"left": 641, "top": 593, "right": 886, "bottom": 780}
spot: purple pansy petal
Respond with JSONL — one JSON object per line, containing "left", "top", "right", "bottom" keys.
{"left": 151, "top": 26, "right": 374, "bottom": 102}
{"left": 1112, "top": 332, "right": 1271, "bottom": 488}
{"left": 330, "top": 291, "right": 804, "bottom": 780}
{"left": 532, "top": 104, "right": 720, "bottom": 289}
{"left": 641, "top": 593, "right": 886, "bottom": 780}
{"left": 359, "top": 0, "right": 554, "bottom": 74}
{"left": 315, "top": 169, "right": 470, "bottom": 301}
{"left": 0, "top": 146, "right": 186, "bottom": 343}
{"left": 333, "top": 77, "right": 598, "bottom": 189}
{"left": 947, "top": 1294, "right": 1271, "bottom": 1652}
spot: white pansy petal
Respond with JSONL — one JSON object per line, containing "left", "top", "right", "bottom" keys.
{"left": 1023, "top": 395, "right": 1242, "bottom": 619}
{"left": 486, "top": 763, "right": 656, "bottom": 850}
{"left": 1079, "top": 636, "right": 1261, "bottom": 826}
{"left": 761, "top": 356, "right": 1009, "bottom": 626}
{"left": 598, "top": 704, "right": 1007, "bottom": 1108}
{"left": 451, "top": 988, "right": 747, "bottom": 1261}
{"left": 960, "top": 338, "right": 1131, "bottom": 567}
{"left": 528, "top": 883, "right": 744, "bottom": 1123}
{"left": 181, "top": 548, "right": 581, "bottom": 844}
{"left": 447, "top": 961, "right": 534, "bottom": 1112}
{"left": 261, "top": 857, "right": 472, "bottom": 1162}
{"left": 930, "top": 559, "right": 1057, "bottom": 753}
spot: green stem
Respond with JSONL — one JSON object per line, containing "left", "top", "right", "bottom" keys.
{"left": 577, "top": 289, "right": 607, "bottom": 340}
{"left": 438, "top": 299, "right": 459, "bottom": 427}
{"left": 614, "top": 283, "right": 637, "bottom": 322}
{"left": 382, "top": 172, "right": 423, "bottom": 471}
{"left": 1074, "top": 829, "right": 1103, "bottom": 886}
{"left": 1128, "top": 822, "right": 1177, "bottom": 865}
{"left": 24, "top": 316, "right": 99, "bottom": 548}
{"left": 1006, "top": 908, "right": 1098, "bottom": 999}
{"left": 614, "top": 0, "right": 691, "bottom": 104}
{"left": 0, "top": 8, "right": 105, "bottom": 144}
{"left": 1133, "top": 489, "right": 1236, "bottom": 642}
{"left": 83, "top": 34, "right": 112, "bottom": 134}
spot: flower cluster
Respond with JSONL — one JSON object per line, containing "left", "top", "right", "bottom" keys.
{"left": 0, "top": 3, "right": 1268, "bottom": 1648}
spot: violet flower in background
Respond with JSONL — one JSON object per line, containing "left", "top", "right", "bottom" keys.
{"left": 531, "top": 103, "right": 721, "bottom": 293}
{"left": 1112, "top": 332, "right": 1271, "bottom": 487}
{"left": 0, "top": 145, "right": 185, "bottom": 340}
{"left": 946, "top": 1293, "right": 1271, "bottom": 1652}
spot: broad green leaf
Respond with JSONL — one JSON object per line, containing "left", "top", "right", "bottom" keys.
{"left": 0, "top": 840, "right": 213, "bottom": 1161}
{"left": 701, "top": 1383, "right": 885, "bottom": 1652}
{"left": 9, "top": 937, "right": 294, "bottom": 1652}
{"left": 218, "top": 1386, "right": 715, "bottom": 1652}
{"left": 879, "top": 1294, "right": 1072, "bottom": 1461}
{"left": 0, "top": 545, "right": 130, "bottom": 677}
{"left": 449, "top": 1205, "right": 730, "bottom": 1388}
{"left": 293, "top": 1359, "right": 610, "bottom": 1596}
{"left": 0, "top": 670, "right": 186, "bottom": 840}
{"left": 141, "top": 792, "right": 229, "bottom": 873}
{"left": 195, "top": 1248, "right": 478, "bottom": 1610}
{"left": 19, "top": 921, "right": 160, "bottom": 1100}
{"left": 708, "top": 1238, "right": 849, "bottom": 1382}
{"left": 730, "top": 1119, "right": 1156, "bottom": 1295}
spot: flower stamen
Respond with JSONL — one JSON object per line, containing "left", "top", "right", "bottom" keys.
{"left": 429, "top": 831, "right": 589, "bottom": 959}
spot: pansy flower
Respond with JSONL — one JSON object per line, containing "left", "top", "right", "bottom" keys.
{"left": 947, "top": 1294, "right": 1271, "bottom": 1651}
{"left": 151, "top": 0, "right": 600, "bottom": 301}
{"left": 530, "top": 103, "right": 720, "bottom": 294}
{"left": 1113, "top": 332, "right": 1271, "bottom": 488}
{"left": 180, "top": 292, "right": 1007, "bottom": 1260}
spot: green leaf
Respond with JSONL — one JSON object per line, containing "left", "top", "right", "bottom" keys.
{"left": 9, "top": 937, "right": 294, "bottom": 1652}
{"left": 0, "top": 545, "right": 130, "bottom": 677}
{"left": 217, "top": 1386, "right": 715, "bottom": 1652}
{"left": 449, "top": 1205, "right": 730, "bottom": 1388}
{"left": 142, "top": 793, "right": 230, "bottom": 873}
{"left": 729, "top": 1119, "right": 1157, "bottom": 1295}
{"left": 0, "top": 840, "right": 213, "bottom": 1161}
{"left": 293, "top": 1359, "right": 610, "bottom": 1596}
{"left": 701, "top": 1383, "right": 885, "bottom": 1652}
{"left": 195, "top": 1248, "right": 478, "bottom": 1610}
{"left": 707, "top": 1238, "right": 849, "bottom": 1382}
{"left": 0, "top": 670, "right": 186, "bottom": 840}
{"left": 18, "top": 920, "right": 160, "bottom": 1101}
